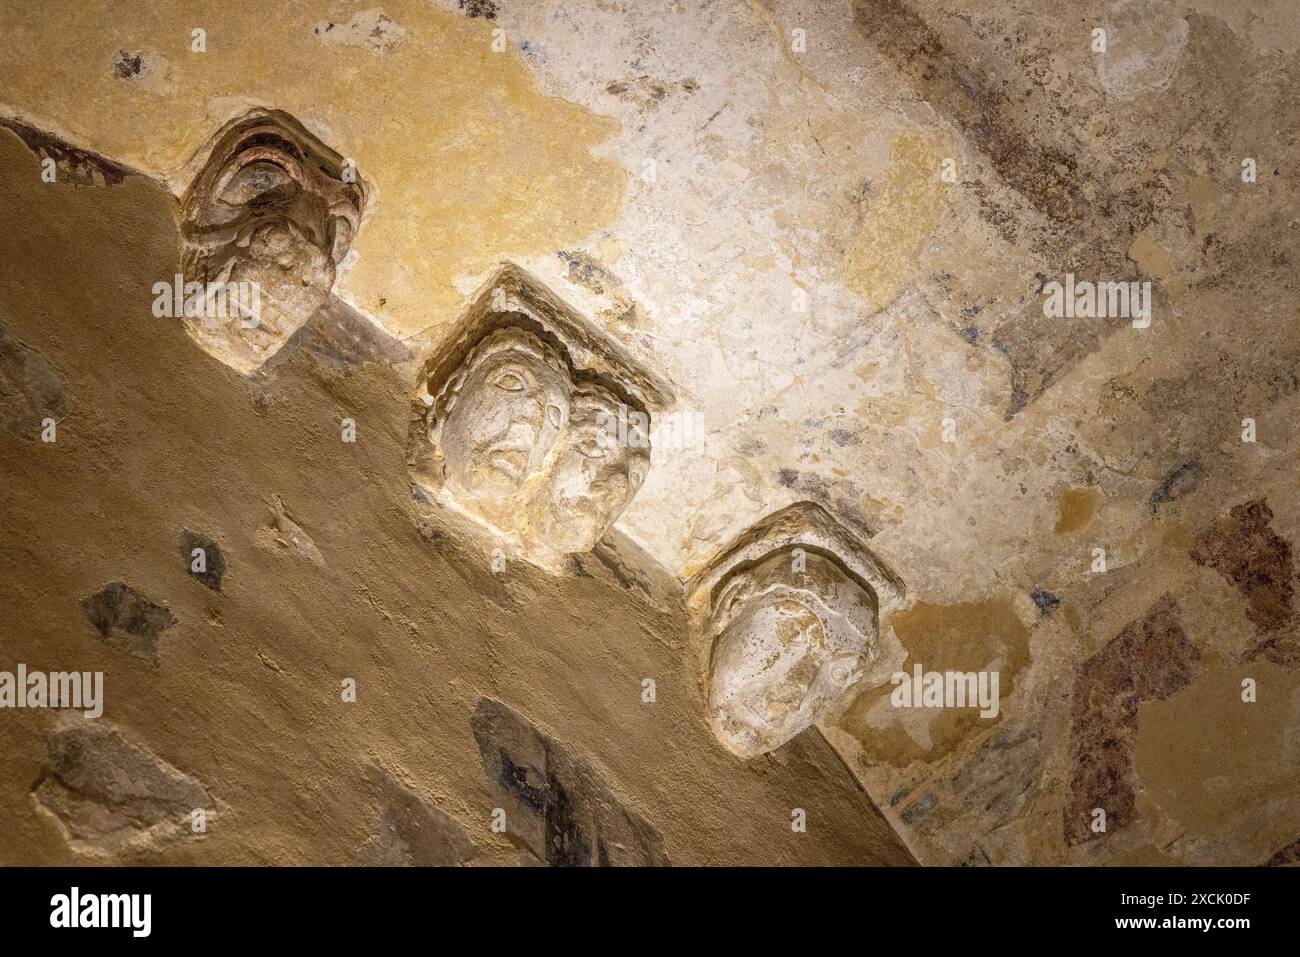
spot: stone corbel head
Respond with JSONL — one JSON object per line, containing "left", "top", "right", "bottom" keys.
{"left": 180, "top": 108, "right": 366, "bottom": 374}
{"left": 410, "top": 263, "right": 669, "bottom": 570}
{"left": 428, "top": 326, "right": 571, "bottom": 504}
{"left": 687, "top": 502, "right": 905, "bottom": 760}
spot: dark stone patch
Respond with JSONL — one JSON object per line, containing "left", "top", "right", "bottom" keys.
{"left": 1249, "top": 633, "right": 1300, "bottom": 667}
{"left": 958, "top": 324, "right": 980, "bottom": 344}
{"left": 886, "top": 783, "right": 913, "bottom": 806}
{"left": 899, "top": 791, "right": 938, "bottom": 825}
{"left": 471, "top": 697, "right": 670, "bottom": 866}
{"left": 1191, "top": 499, "right": 1294, "bottom": 641}
{"left": 180, "top": 529, "right": 226, "bottom": 592}
{"left": 1149, "top": 459, "right": 1205, "bottom": 512}
{"left": 1065, "top": 595, "right": 1200, "bottom": 845}
{"left": 1264, "top": 836, "right": 1300, "bottom": 866}
{"left": 81, "top": 582, "right": 177, "bottom": 664}
{"left": 354, "top": 765, "right": 476, "bottom": 866}
{"left": 947, "top": 724, "right": 1041, "bottom": 830}
{"left": 0, "top": 321, "right": 68, "bottom": 441}
{"left": 830, "top": 428, "right": 860, "bottom": 447}
{"left": 557, "top": 249, "right": 617, "bottom": 295}
{"left": 1030, "top": 588, "right": 1060, "bottom": 615}
{"left": 112, "top": 50, "right": 144, "bottom": 78}
{"left": 458, "top": 0, "right": 498, "bottom": 18}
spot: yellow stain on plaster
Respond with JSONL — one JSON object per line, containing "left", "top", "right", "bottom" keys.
{"left": 1054, "top": 488, "right": 1100, "bottom": 534}
{"left": 844, "top": 132, "right": 950, "bottom": 310}
{"left": 839, "top": 596, "right": 1031, "bottom": 766}
{"left": 0, "top": 0, "right": 625, "bottom": 339}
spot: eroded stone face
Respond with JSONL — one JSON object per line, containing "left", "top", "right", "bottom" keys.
{"left": 708, "top": 548, "right": 880, "bottom": 760}
{"left": 429, "top": 327, "right": 570, "bottom": 505}
{"left": 180, "top": 110, "right": 364, "bottom": 375}
{"left": 528, "top": 383, "right": 649, "bottom": 556}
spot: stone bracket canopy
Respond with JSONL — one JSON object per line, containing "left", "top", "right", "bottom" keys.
{"left": 687, "top": 500, "right": 907, "bottom": 616}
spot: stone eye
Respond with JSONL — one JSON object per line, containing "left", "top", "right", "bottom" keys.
{"left": 220, "top": 161, "right": 296, "bottom": 207}
{"left": 494, "top": 372, "right": 525, "bottom": 392}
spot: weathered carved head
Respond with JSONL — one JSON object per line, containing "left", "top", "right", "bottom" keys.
{"left": 427, "top": 327, "right": 571, "bottom": 502}
{"left": 409, "top": 263, "right": 673, "bottom": 571}
{"left": 707, "top": 547, "right": 879, "bottom": 760}
{"left": 528, "top": 383, "right": 650, "bottom": 556}
{"left": 181, "top": 110, "right": 364, "bottom": 374}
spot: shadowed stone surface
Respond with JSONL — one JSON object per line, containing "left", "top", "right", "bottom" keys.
{"left": 472, "top": 697, "right": 670, "bottom": 866}
{"left": 32, "top": 719, "right": 211, "bottom": 856}
{"left": 354, "top": 765, "right": 476, "bottom": 866}
{"left": 1066, "top": 595, "right": 1200, "bottom": 845}
{"left": 80, "top": 582, "right": 177, "bottom": 664}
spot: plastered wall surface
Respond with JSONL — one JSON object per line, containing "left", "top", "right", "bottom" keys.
{"left": 1, "top": 0, "right": 1298, "bottom": 866}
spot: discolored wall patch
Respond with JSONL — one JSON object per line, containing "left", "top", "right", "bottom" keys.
{"left": 354, "top": 764, "right": 476, "bottom": 866}
{"left": 1133, "top": 662, "right": 1300, "bottom": 864}
{"left": 1065, "top": 594, "right": 1200, "bottom": 845}
{"left": 1191, "top": 499, "right": 1295, "bottom": 658}
{"left": 844, "top": 132, "right": 951, "bottom": 312}
{"left": 81, "top": 582, "right": 178, "bottom": 665}
{"left": 837, "top": 596, "right": 1031, "bottom": 767}
{"left": 1055, "top": 488, "right": 1101, "bottom": 535}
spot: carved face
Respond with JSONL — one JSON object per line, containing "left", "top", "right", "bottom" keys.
{"left": 181, "top": 112, "right": 363, "bottom": 374}
{"left": 707, "top": 548, "right": 878, "bottom": 759}
{"left": 529, "top": 385, "right": 650, "bottom": 555}
{"left": 431, "top": 329, "right": 570, "bottom": 501}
